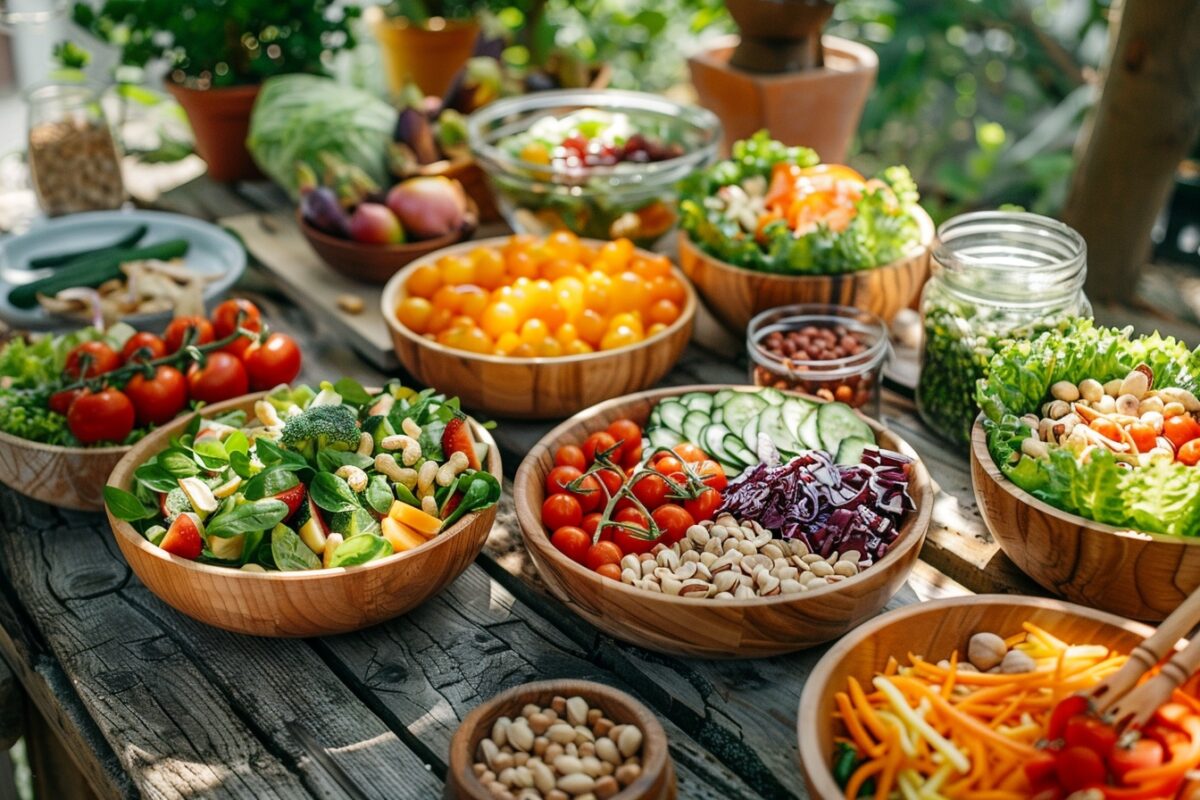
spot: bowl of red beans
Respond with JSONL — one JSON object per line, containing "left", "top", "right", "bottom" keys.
{"left": 746, "top": 304, "right": 890, "bottom": 415}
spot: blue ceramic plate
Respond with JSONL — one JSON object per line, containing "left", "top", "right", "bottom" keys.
{"left": 0, "top": 209, "right": 245, "bottom": 331}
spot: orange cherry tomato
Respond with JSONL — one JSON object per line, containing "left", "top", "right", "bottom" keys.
{"left": 1165, "top": 415, "right": 1200, "bottom": 450}
{"left": 1179, "top": 439, "right": 1200, "bottom": 467}
{"left": 554, "top": 445, "right": 586, "bottom": 471}
{"left": 584, "top": 541, "right": 623, "bottom": 571}
{"left": 1089, "top": 418, "right": 1122, "bottom": 442}
{"left": 595, "top": 562, "right": 622, "bottom": 581}
{"left": 1127, "top": 421, "right": 1158, "bottom": 454}
{"left": 672, "top": 443, "right": 706, "bottom": 463}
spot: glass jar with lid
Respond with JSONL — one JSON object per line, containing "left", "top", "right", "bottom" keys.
{"left": 26, "top": 84, "right": 125, "bottom": 217}
{"left": 916, "top": 211, "right": 1092, "bottom": 445}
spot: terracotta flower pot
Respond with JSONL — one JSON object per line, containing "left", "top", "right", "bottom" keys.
{"left": 374, "top": 18, "right": 480, "bottom": 99}
{"left": 688, "top": 34, "right": 878, "bottom": 163}
{"left": 165, "top": 82, "right": 262, "bottom": 183}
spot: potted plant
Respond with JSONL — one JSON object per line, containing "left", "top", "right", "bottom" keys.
{"left": 688, "top": 0, "right": 877, "bottom": 162}
{"left": 372, "top": 0, "right": 499, "bottom": 100}
{"left": 68, "top": 0, "right": 361, "bottom": 182}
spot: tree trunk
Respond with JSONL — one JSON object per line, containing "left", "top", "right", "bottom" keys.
{"left": 1062, "top": 0, "right": 1200, "bottom": 303}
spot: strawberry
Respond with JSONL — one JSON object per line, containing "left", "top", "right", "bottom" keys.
{"left": 274, "top": 483, "right": 307, "bottom": 520}
{"left": 442, "top": 415, "right": 481, "bottom": 470}
{"left": 160, "top": 513, "right": 203, "bottom": 560}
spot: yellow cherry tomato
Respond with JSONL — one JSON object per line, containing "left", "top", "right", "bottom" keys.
{"left": 565, "top": 340, "right": 594, "bottom": 355}
{"left": 519, "top": 318, "right": 550, "bottom": 346}
{"left": 508, "top": 250, "right": 539, "bottom": 280}
{"left": 493, "top": 331, "right": 521, "bottom": 355}
{"left": 555, "top": 323, "right": 579, "bottom": 346}
{"left": 537, "top": 337, "right": 563, "bottom": 357}
{"left": 395, "top": 297, "right": 434, "bottom": 333}
{"left": 611, "top": 271, "right": 647, "bottom": 313}
{"left": 511, "top": 343, "right": 536, "bottom": 358}
{"left": 438, "top": 255, "right": 475, "bottom": 286}
{"left": 601, "top": 324, "right": 642, "bottom": 351}
{"left": 471, "top": 247, "right": 506, "bottom": 289}
{"left": 543, "top": 230, "right": 581, "bottom": 263}
{"left": 425, "top": 307, "right": 453, "bottom": 334}
{"left": 647, "top": 322, "right": 668, "bottom": 337}
{"left": 584, "top": 272, "right": 613, "bottom": 313}
{"left": 481, "top": 301, "right": 520, "bottom": 338}
{"left": 457, "top": 285, "right": 490, "bottom": 319}
{"left": 431, "top": 285, "right": 463, "bottom": 313}
{"left": 607, "top": 312, "right": 644, "bottom": 336}
{"left": 576, "top": 309, "right": 607, "bottom": 346}
{"left": 405, "top": 264, "right": 441, "bottom": 298}
{"left": 648, "top": 299, "right": 681, "bottom": 326}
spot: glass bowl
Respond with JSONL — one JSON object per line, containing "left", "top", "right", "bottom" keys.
{"left": 747, "top": 303, "right": 890, "bottom": 416}
{"left": 467, "top": 89, "right": 721, "bottom": 248}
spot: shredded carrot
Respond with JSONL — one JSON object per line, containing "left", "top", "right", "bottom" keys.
{"left": 836, "top": 692, "right": 883, "bottom": 758}
{"left": 844, "top": 757, "right": 885, "bottom": 800}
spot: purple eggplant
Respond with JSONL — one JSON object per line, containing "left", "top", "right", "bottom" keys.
{"left": 301, "top": 187, "right": 350, "bottom": 237}
{"left": 394, "top": 106, "right": 441, "bottom": 165}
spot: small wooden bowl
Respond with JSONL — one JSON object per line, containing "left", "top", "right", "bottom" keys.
{"left": 105, "top": 391, "right": 501, "bottom": 637}
{"left": 677, "top": 206, "right": 934, "bottom": 333}
{"left": 0, "top": 430, "right": 127, "bottom": 511}
{"left": 513, "top": 385, "right": 933, "bottom": 658}
{"left": 381, "top": 238, "right": 697, "bottom": 420}
{"left": 445, "top": 679, "right": 675, "bottom": 800}
{"left": 970, "top": 418, "right": 1200, "bottom": 621}
{"left": 797, "top": 595, "right": 1156, "bottom": 798}
{"left": 297, "top": 201, "right": 479, "bottom": 285}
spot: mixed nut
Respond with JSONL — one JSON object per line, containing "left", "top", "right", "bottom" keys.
{"left": 751, "top": 323, "right": 878, "bottom": 408}
{"left": 473, "top": 695, "right": 645, "bottom": 799}
{"left": 619, "top": 513, "right": 867, "bottom": 598}
{"left": 28, "top": 117, "right": 125, "bottom": 216}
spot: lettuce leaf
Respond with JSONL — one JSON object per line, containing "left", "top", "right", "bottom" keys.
{"left": 978, "top": 322, "right": 1200, "bottom": 536}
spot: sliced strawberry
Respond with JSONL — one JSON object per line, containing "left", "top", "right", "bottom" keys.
{"left": 160, "top": 513, "right": 203, "bottom": 560}
{"left": 442, "top": 415, "right": 481, "bottom": 470}
{"left": 158, "top": 492, "right": 169, "bottom": 518}
{"left": 274, "top": 483, "right": 307, "bottom": 520}
{"left": 440, "top": 490, "right": 463, "bottom": 520}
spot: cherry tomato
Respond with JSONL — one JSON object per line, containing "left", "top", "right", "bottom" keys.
{"left": 631, "top": 473, "right": 669, "bottom": 510}
{"left": 595, "top": 562, "right": 621, "bottom": 581}
{"left": 164, "top": 316, "right": 215, "bottom": 353}
{"left": 695, "top": 460, "right": 728, "bottom": 492}
{"left": 654, "top": 455, "right": 684, "bottom": 476}
{"left": 1127, "top": 421, "right": 1157, "bottom": 454}
{"left": 651, "top": 504, "right": 695, "bottom": 545}
{"left": 1165, "top": 416, "right": 1200, "bottom": 450}
{"left": 123, "top": 366, "right": 188, "bottom": 426}
{"left": 554, "top": 444, "right": 587, "bottom": 471}
{"left": 545, "top": 466, "right": 582, "bottom": 496}
{"left": 49, "top": 388, "right": 84, "bottom": 416}
{"left": 186, "top": 352, "right": 249, "bottom": 404}
{"left": 672, "top": 442, "right": 706, "bottom": 463}
{"left": 64, "top": 341, "right": 121, "bottom": 379}
{"left": 582, "top": 431, "right": 618, "bottom": 465}
{"left": 1108, "top": 738, "right": 1164, "bottom": 781}
{"left": 211, "top": 298, "right": 262, "bottom": 339}
{"left": 1055, "top": 746, "right": 1107, "bottom": 793}
{"left": 1179, "top": 438, "right": 1200, "bottom": 466}
{"left": 1064, "top": 715, "right": 1117, "bottom": 756}
{"left": 584, "top": 541, "right": 623, "bottom": 571}
{"left": 550, "top": 526, "right": 590, "bottom": 563}
{"left": 607, "top": 507, "right": 655, "bottom": 555}
{"left": 542, "top": 493, "right": 583, "bottom": 531}
{"left": 1048, "top": 695, "right": 1090, "bottom": 741}
{"left": 1089, "top": 418, "right": 1122, "bottom": 442}
{"left": 683, "top": 488, "right": 722, "bottom": 522}
{"left": 606, "top": 418, "right": 642, "bottom": 459}
{"left": 593, "top": 467, "right": 625, "bottom": 499}
{"left": 581, "top": 513, "right": 602, "bottom": 540}
{"left": 243, "top": 333, "right": 302, "bottom": 391}
{"left": 120, "top": 332, "right": 167, "bottom": 364}
{"left": 67, "top": 388, "right": 135, "bottom": 444}
{"left": 621, "top": 443, "right": 643, "bottom": 468}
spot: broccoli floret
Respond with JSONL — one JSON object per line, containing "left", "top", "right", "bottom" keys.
{"left": 279, "top": 404, "right": 360, "bottom": 462}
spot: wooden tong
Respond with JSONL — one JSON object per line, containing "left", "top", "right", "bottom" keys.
{"left": 1086, "top": 587, "right": 1200, "bottom": 730}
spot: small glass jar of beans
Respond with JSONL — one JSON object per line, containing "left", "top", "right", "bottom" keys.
{"left": 747, "top": 304, "right": 890, "bottom": 416}
{"left": 472, "top": 694, "right": 646, "bottom": 799}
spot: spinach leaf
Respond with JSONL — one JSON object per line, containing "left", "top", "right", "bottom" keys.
{"left": 212, "top": 409, "right": 247, "bottom": 428}
{"left": 229, "top": 450, "right": 254, "bottom": 479}
{"left": 256, "top": 437, "right": 311, "bottom": 473}
{"left": 328, "top": 533, "right": 390, "bottom": 568}
{"left": 205, "top": 499, "right": 289, "bottom": 538}
{"left": 418, "top": 418, "right": 446, "bottom": 462}
{"left": 333, "top": 378, "right": 373, "bottom": 408}
{"left": 309, "top": 472, "right": 359, "bottom": 513}
{"left": 394, "top": 482, "right": 419, "bottom": 507}
{"left": 133, "top": 463, "right": 178, "bottom": 493}
{"left": 223, "top": 430, "right": 249, "bottom": 457}
{"left": 159, "top": 448, "right": 200, "bottom": 478}
{"left": 365, "top": 475, "right": 395, "bottom": 516}
{"left": 270, "top": 523, "right": 320, "bottom": 571}
{"left": 317, "top": 448, "right": 373, "bottom": 473}
{"left": 239, "top": 528, "right": 265, "bottom": 566}
{"left": 243, "top": 467, "right": 299, "bottom": 501}
{"left": 192, "top": 439, "right": 228, "bottom": 470}
{"left": 441, "top": 471, "right": 501, "bottom": 529}
{"left": 104, "top": 486, "right": 158, "bottom": 522}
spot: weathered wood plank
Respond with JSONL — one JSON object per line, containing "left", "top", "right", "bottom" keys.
{"left": 23, "top": 699, "right": 100, "bottom": 800}
{"left": 314, "top": 563, "right": 765, "bottom": 799}
{"left": 0, "top": 653, "right": 20, "bottom": 752}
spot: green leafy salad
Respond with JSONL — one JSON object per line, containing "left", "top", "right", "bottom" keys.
{"left": 978, "top": 322, "right": 1200, "bottom": 536}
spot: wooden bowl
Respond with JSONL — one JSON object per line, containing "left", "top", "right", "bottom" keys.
{"left": 677, "top": 206, "right": 934, "bottom": 333}
{"left": 381, "top": 238, "right": 697, "bottom": 420}
{"left": 445, "top": 679, "right": 675, "bottom": 800}
{"left": 297, "top": 201, "right": 479, "bottom": 285}
{"left": 796, "top": 594, "right": 1156, "bottom": 799}
{"left": 105, "top": 391, "right": 501, "bottom": 637}
{"left": 0, "top": 429, "right": 127, "bottom": 511}
{"left": 512, "top": 385, "right": 933, "bottom": 658}
{"left": 970, "top": 418, "right": 1200, "bottom": 621}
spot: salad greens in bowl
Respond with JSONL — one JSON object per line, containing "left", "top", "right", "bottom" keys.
{"left": 103, "top": 378, "right": 502, "bottom": 636}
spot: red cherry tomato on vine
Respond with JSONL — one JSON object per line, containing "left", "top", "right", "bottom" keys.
{"left": 683, "top": 488, "right": 722, "bottom": 522}
{"left": 542, "top": 493, "right": 583, "bottom": 531}
{"left": 582, "top": 431, "right": 618, "bottom": 465}
{"left": 593, "top": 467, "right": 625, "bottom": 499}
{"left": 654, "top": 455, "right": 684, "bottom": 476}
{"left": 120, "top": 332, "right": 167, "bottom": 364}
{"left": 49, "top": 388, "right": 84, "bottom": 416}
{"left": 67, "top": 388, "right": 135, "bottom": 444}
{"left": 554, "top": 445, "right": 586, "bottom": 471}
{"left": 164, "top": 316, "right": 214, "bottom": 353}
{"left": 243, "top": 333, "right": 302, "bottom": 391}
{"left": 595, "top": 562, "right": 621, "bottom": 581}
{"left": 607, "top": 507, "right": 654, "bottom": 555}
{"left": 124, "top": 366, "right": 188, "bottom": 426}
{"left": 64, "top": 341, "right": 121, "bottom": 379}
{"left": 1108, "top": 738, "right": 1164, "bottom": 780}
{"left": 695, "top": 460, "right": 728, "bottom": 492}
{"left": 1165, "top": 415, "right": 1200, "bottom": 451}
{"left": 584, "top": 541, "right": 623, "bottom": 571}
{"left": 606, "top": 418, "right": 641, "bottom": 457}
{"left": 672, "top": 442, "right": 705, "bottom": 463}
{"left": 545, "top": 466, "right": 582, "bottom": 496}
{"left": 211, "top": 298, "right": 262, "bottom": 339}
{"left": 651, "top": 504, "right": 695, "bottom": 545}
{"left": 550, "top": 526, "right": 590, "bottom": 564}
{"left": 631, "top": 473, "right": 670, "bottom": 510}
{"left": 1064, "top": 715, "right": 1116, "bottom": 756}
{"left": 1054, "top": 746, "right": 1106, "bottom": 793}
{"left": 581, "top": 513, "right": 602, "bottom": 540}
{"left": 186, "top": 352, "right": 248, "bottom": 404}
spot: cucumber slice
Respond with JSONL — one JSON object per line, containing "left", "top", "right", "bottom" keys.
{"left": 781, "top": 399, "right": 813, "bottom": 439}
{"left": 760, "top": 406, "right": 799, "bottom": 453}
{"left": 679, "top": 392, "right": 714, "bottom": 413}
{"left": 741, "top": 417, "right": 760, "bottom": 451}
{"left": 712, "top": 408, "right": 724, "bottom": 425}
{"left": 817, "top": 402, "right": 875, "bottom": 454}
{"left": 682, "top": 411, "right": 709, "bottom": 446}
{"left": 835, "top": 437, "right": 873, "bottom": 465}
{"left": 724, "top": 434, "right": 756, "bottom": 467}
{"left": 713, "top": 389, "right": 736, "bottom": 407}
{"left": 721, "top": 393, "right": 768, "bottom": 436}
{"left": 647, "top": 427, "right": 682, "bottom": 449}
{"left": 759, "top": 387, "right": 787, "bottom": 406}
{"left": 798, "top": 410, "right": 822, "bottom": 450}
{"left": 702, "top": 424, "right": 735, "bottom": 463}
{"left": 657, "top": 401, "right": 689, "bottom": 433}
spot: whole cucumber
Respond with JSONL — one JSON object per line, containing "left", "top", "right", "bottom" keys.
{"left": 9, "top": 239, "right": 191, "bottom": 309}
{"left": 26, "top": 224, "right": 149, "bottom": 269}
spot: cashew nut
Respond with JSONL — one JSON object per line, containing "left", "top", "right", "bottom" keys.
{"left": 382, "top": 434, "right": 422, "bottom": 466}
{"left": 421, "top": 495, "right": 439, "bottom": 516}
{"left": 335, "top": 465, "right": 368, "bottom": 492}
{"left": 436, "top": 451, "right": 469, "bottom": 486}
{"left": 417, "top": 460, "right": 438, "bottom": 497}
{"left": 375, "top": 454, "right": 418, "bottom": 487}
{"left": 401, "top": 417, "right": 422, "bottom": 438}
{"left": 255, "top": 400, "right": 283, "bottom": 428}
{"left": 356, "top": 432, "right": 374, "bottom": 457}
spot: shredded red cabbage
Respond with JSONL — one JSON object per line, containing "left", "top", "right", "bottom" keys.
{"left": 717, "top": 447, "right": 914, "bottom": 564}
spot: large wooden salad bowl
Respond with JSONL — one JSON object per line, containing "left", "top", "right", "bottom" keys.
{"left": 797, "top": 595, "right": 1156, "bottom": 799}
{"left": 677, "top": 205, "right": 934, "bottom": 333}
{"left": 382, "top": 238, "right": 697, "bottom": 419}
{"left": 0, "top": 430, "right": 127, "bottom": 511}
{"left": 970, "top": 418, "right": 1200, "bottom": 621}
{"left": 513, "top": 385, "right": 933, "bottom": 658}
{"left": 105, "top": 392, "right": 501, "bottom": 637}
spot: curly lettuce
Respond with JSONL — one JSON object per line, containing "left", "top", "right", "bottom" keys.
{"left": 678, "top": 131, "right": 924, "bottom": 274}
{"left": 977, "top": 321, "right": 1200, "bottom": 536}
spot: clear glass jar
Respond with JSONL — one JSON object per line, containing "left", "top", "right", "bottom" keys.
{"left": 26, "top": 84, "right": 125, "bottom": 217}
{"left": 916, "top": 211, "right": 1092, "bottom": 445}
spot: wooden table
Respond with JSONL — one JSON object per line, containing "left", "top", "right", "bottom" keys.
{"left": 0, "top": 175, "right": 1189, "bottom": 800}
